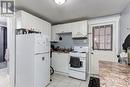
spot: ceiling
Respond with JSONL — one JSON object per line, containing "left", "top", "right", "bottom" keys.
{"left": 15, "top": 0, "right": 130, "bottom": 24}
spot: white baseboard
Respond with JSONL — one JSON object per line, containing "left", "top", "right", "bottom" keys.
{"left": 54, "top": 70, "right": 69, "bottom": 76}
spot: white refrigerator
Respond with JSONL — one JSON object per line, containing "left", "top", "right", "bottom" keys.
{"left": 16, "top": 34, "right": 50, "bottom": 87}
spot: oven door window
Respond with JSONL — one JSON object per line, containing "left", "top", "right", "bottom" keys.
{"left": 69, "top": 56, "right": 86, "bottom": 72}
{"left": 69, "top": 56, "right": 82, "bottom": 68}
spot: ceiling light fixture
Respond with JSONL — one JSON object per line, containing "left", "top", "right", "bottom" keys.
{"left": 54, "top": 0, "right": 66, "bottom": 5}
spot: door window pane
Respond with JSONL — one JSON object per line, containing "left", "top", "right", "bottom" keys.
{"left": 94, "top": 29, "right": 100, "bottom": 36}
{"left": 100, "top": 26, "right": 105, "bottom": 36}
{"left": 93, "top": 24, "right": 113, "bottom": 50}
{"left": 105, "top": 35, "right": 111, "bottom": 43}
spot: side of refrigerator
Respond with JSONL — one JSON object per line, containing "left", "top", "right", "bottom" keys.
{"left": 16, "top": 34, "right": 35, "bottom": 87}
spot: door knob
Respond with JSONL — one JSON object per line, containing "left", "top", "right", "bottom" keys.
{"left": 42, "top": 57, "right": 45, "bottom": 60}
{"left": 91, "top": 52, "right": 94, "bottom": 54}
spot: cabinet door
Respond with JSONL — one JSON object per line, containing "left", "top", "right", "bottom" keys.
{"left": 16, "top": 11, "right": 22, "bottom": 29}
{"left": 72, "top": 21, "right": 88, "bottom": 38}
{"left": 80, "top": 21, "right": 88, "bottom": 37}
{"left": 34, "top": 18, "right": 43, "bottom": 32}
{"left": 51, "top": 24, "right": 71, "bottom": 41}
{"left": 16, "top": 11, "right": 47, "bottom": 32}
{"left": 41, "top": 21, "right": 51, "bottom": 41}
{"left": 52, "top": 53, "right": 69, "bottom": 73}
{"left": 21, "top": 11, "right": 40, "bottom": 31}
{"left": 53, "top": 25, "right": 64, "bottom": 33}
{"left": 21, "top": 11, "right": 33, "bottom": 30}
{"left": 51, "top": 26, "right": 59, "bottom": 41}
{"left": 62, "top": 23, "right": 71, "bottom": 33}
{"left": 51, "top": 27, "right": 55, "bottom": 41}
{"left": 45, "top": 22, "right": 51, "bottom": 41}
{"left": 34, "top": 53, "right": 50, "bottom": 87}
{"left": 52, "top": 24, "right": 71, "bottom": 34}
{"left": 57, "top": 25, "right": 63, "bottom": 33}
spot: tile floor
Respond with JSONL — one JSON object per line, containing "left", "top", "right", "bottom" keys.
{"left": 0, "top": 68, "right": 88, "bottom": 87}
{"left": 0, "top": 68, "right": 10, "bottom": 87}
{"left": 0, "top": 62, "right": 7, "bottom": 69}
{"left": 47, "top": 74, "right": 88, "bottom": 87}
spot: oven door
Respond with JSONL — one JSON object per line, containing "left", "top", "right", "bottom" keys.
{"left": 69, "top": 56, "right": 86, "bottom": 72}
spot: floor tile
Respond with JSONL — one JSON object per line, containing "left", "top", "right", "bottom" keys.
{"left": 48, "top": 74, "right": 88, "bottom": 87}
{"left": 80, "top": 81, "right": 88, "bottom": 87}
{"left": 0, "top": 68, "right": 10, "bottom": 87}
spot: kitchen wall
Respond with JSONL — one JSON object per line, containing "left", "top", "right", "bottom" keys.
{"left": 120, "top": 2, "right": 130, "bottom": 51}
{"left": 0, "top": 21, "right": 7, "bottom": 27}
{"left": 73, "top": 39, "right": 88, "bottom": 47}
{"left": 52, "top": 33, "right": 73, "bottom": 48}
{"left": 52, "top": 33, "right": 88, "bottom": 49}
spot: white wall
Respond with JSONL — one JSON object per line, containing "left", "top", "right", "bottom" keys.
{"left": 120, "top": 2, "right": 130, "bottom": 51}
{"left": 0, "top": 17, "right": 7, "bottom": 27}
{"left": 7, "top": 17, "right": 16, "bottom": 87}
{"left": 52, "top": 33, "right": 88, "bottom": 49}
{"left": 0, "top": 22, "right": 7, "bottom": 27}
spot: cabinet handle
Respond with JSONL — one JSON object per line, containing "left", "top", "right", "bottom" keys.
{"left": 42, "top": 57, "right": 45, "bottom": 61}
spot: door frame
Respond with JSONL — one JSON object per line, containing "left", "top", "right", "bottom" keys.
{"left": 7, "top": 17, "right": 16, "bottom": 87}
{"left": 88, "top": 15, "right": 120, "bottom": 75}
{"left": 0, "top": 26, "right": 7, "bottom": 62}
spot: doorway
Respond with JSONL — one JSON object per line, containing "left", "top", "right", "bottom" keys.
{"left": 0, "top": 17, "right": 10, "bottom": 87}
{"left": 0, "top": 16, "right": 16, "bottom": 87}
{"left": 0, "top": 26, "right": 7, "bottom": 68}
{"left": 88, "top": 16, "right": 120, "bottom": 76}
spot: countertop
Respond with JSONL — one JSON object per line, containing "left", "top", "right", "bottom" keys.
{"left": 52, "top": 51, "right": 70, "bottom": 53}
{"left": 99, "top": 61, "right": 130, "bottom": 87}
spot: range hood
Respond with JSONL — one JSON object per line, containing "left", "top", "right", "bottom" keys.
{"left": 72, "top": 37, "right": 88, "bottom": 39}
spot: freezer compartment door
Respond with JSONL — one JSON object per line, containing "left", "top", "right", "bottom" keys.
{"left": 34, "top": 53, "right": 50, "bottom": 87}
{"left": 35, "top": 34, "right": 50, "bottom": 53}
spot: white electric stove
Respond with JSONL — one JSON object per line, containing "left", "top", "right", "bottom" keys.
{"left": 69, "top": 46, "right": 89, "bottom": 80}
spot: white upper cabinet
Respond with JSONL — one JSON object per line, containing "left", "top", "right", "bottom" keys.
{"left": 51, "top": 25, "right": 59, "bottom": 41}
{"left": 42, "top": 20, "right": 51, "bottom": 41}
{"left": 16, "top": 10, "right": 51, "bottom": 40}
{"left": 71, "top": 20, "right": 88, "bottom": 38}
{"left": 61, "top": 23, "right": 72, "bottom": 33}
{"left": 52, "top": 23, "right": 71, "bottom": 34}
{"left": 16, "top": 10, "right": 42, "bottom": 31}
{"left": 51, "top": 20, "right": 88, "bottom": 41}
